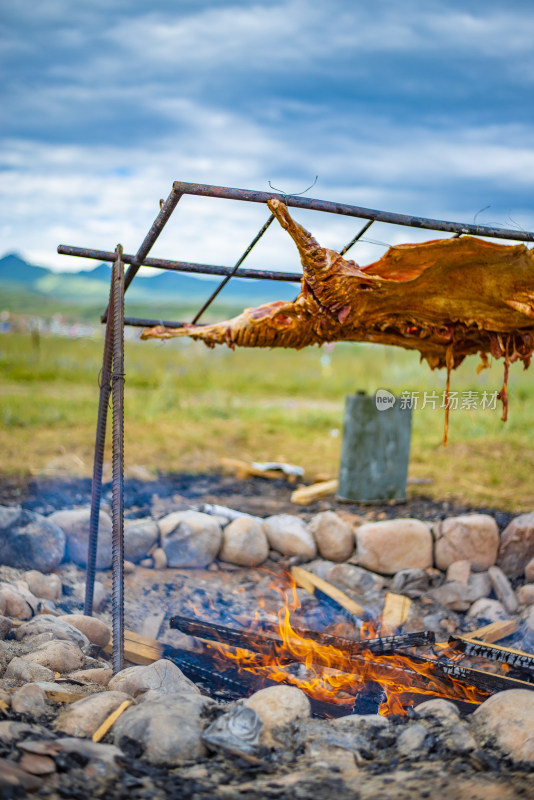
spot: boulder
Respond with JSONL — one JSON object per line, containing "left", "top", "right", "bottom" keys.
{"left": 23, "top": 640, "right": 85, "bottom": 673}
{"left": 4, "top": 657, "right": 55, "bottom": 683}
{"left": 262, "top": 515, "right": 316, "bottom": 560}
{"left": 0, "top": 584, "right": 35, "bottom": 620}
{"left": 472, "top": 690, "right": 534, "bottom": 762}
{"left": 397, "top": 723, "right": 428, "bottom": 758}
{"left": 49, "top": 508, "right": 112, "bottom": 569}
{"left": 57, "top": 614, "right": 110, "bottom": 648}
{"left": 434, "top": 514, "right": 499, "bottom": 572}
{"left": 11, "top": 684, "right": 48, "bottom": 717}
{"left": 0, "top": 507, "right": 65, "bottom": 573}
{"left": 68, "top": 668, "right": 113, "bottom": 686}
{"left": 415, "top": 698, "right": 460, "bottom": 723}
{"left": 327, "top": 563, "right": 385, "bottom": 598}
{"left": 487, "top": 566, "right": 518, "bottom": 615}
{"left": 466, "top": 598, "right": 510, "bottom": 623}
{"left": 56, "top": 691, "right": 131, "bottom": 737}
{"left": 445, "top": 560, "right": 471, "bottom": 584}
{"left": 391, "top": 568, "right": 441, "bottom": 598}
{"left": 308, "top": 511, "right": 354, "bottom": 562}
{"left": 15, "top": 616, "right": 90, "bottom": 651}
{"left": 160, "top": 511, "right": 222, "bottom": 568}
{"left": 526, "top": 556, "right": 534, "bottom": 583}
{"left": 244, "top": 685, "right": 310, "bottom": 745}
{"left": 424, "top": 581, "right": 478, "bottom": 612}
{"left": 112, "top": 693, "right": 210, "bottom": 765}
{"left": 108, "top": 659, "right": 200, "bottom": 698}
{"left": 219, "top": 517, "right": 269, "bottom": 567}
{"left": 23, "top": 571, "right": 62, "bottom": 602}
{"left": 355, "top": 519, "right": 432, "bottom": 575}
{"left": 124, "top": 518, "right": 159, "bottom": 563}
{"left": 497, "top": 513, "right": 534, "bottom": 579}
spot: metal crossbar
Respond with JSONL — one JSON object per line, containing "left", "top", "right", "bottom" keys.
{"left": 57, "top": 180, "right": 534, "bottom": 672}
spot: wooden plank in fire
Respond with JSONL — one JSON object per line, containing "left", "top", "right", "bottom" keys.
{"left": 291, "top": 565, "right": 365, "bottom": 620}
{"left": 428, "top": 658, "right": 534, "bottom": 694}
{"left": 464, "top": 619, "right": 519, "bottom": 643}
{"left": 448, "top": 636, "right": 534, "bottom": 675}
{"left": 169, "top": 614, "right": 436, "bottom": 660}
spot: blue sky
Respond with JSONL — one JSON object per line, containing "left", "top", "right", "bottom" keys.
{"left": 2, "top": 0, "right": 534, "bottom": 274}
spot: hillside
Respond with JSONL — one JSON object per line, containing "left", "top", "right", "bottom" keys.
{"left": 0, "top": 253, "right": 298, "bottom": 313}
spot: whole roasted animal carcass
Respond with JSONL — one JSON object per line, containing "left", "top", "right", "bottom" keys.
{"left": 142, "top": 199, "right": 534, "bottom": 429}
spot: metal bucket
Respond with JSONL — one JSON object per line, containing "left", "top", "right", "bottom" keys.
{"left": 337, "top": 390, "right": 412, "bottom": 503}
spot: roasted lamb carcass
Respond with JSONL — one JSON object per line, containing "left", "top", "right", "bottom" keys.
{"left": 141, "top": 199, "right": 534, "bottom": 430}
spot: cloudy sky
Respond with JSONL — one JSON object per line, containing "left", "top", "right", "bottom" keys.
{"left": 2, "top": 0, "right": 534, "bottom": 275}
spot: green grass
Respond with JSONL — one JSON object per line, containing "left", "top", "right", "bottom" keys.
{"left": 0, "top": 330, "right": 533, "bottom": 510}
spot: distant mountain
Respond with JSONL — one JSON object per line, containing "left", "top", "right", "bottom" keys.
{"left": 0, "top": 253, "right": 298, "bottom": 308}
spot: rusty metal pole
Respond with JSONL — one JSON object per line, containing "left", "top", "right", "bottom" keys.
{"left": 111, "top": 245, "right": 125, "bottom": 673}
{"left": 84, "top": 270, "right": 115, "bottom": 616}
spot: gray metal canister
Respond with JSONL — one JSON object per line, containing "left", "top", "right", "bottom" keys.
{"left": 337, "top": 391, "right": 412, "bottom": 503}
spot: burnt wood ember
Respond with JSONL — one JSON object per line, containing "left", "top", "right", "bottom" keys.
{"left": 448, "top": 635, "right": 534, "bottom": 676}
{"left": 169, "top": 614, "right": 436, "bottom": 659}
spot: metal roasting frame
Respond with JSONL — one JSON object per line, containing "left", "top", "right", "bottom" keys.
{"left": 57, "top": 181, "right": 534, "bottom": 672}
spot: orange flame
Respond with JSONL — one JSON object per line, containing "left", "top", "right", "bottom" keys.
{"left": 194, "top": 577, "right": 490, "bottom": 716}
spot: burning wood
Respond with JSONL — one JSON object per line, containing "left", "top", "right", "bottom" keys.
{"left": 448, "top": 635, "right": 534, "bottom": 676}
{"left": 141, "top": 199, "right": 534, "bottom": 431}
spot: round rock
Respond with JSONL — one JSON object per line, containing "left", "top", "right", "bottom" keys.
{"left": 23, "top": 571, "right": 62, "bottom": 602}
{"left": 497, "top": 512, "right": 534, "bottom": 579}
{"left": 11, "top": 684, "right": 48, "bottom": 717}
{"left": 262, "top": 515, "right": 316, "bottom": 559}
{"left": 56, "top": 691, "right": 131, "bottom": 737}
{"left": 472, "top": 689, "right": 534, "bottom": 762}
{"left": 308, "top": 511, "right": 354, "bottom": 562}
{"left": 108, "top": 659, "right": 200, "bottom": 698}
{"left": 219, "top": 517, "right": 269, "bottom": 567}
{"left": 0, "top": 506, "right": 66, "bottom": 572}
{"left": 112, "top": 693, "right": 210, "bottom": 765}
{"left": 160, "top": 511, "right": 222, "bottom": 568}
{"left": 23, "top": 640, "right": 85, "bottom": 673}
{"left": 0, "top": 585, "right": 34, "bottom": 620}
{"left": 4, "top": 657, "right": 55, "bottom": 683}
{"left": 124, "top": 518, "right": 159, "bottom": 563}
{"left": 49, "top": 508, "right": 112, "bottom": 569}
{"left": 244, "top": 685, "right": 311, "bottom": 743}
{"left": 16, "top": 616, "right": 90, "bottom": 651}
{"left": 467, "top": 597, "right": 510, "bottom": 623}
{"left": 57, "top": 614, "right": 110, "bottom": 648}
{"left": 355, "top": 519, "right": 432, "bottom": 575}
{"left": 434, "top": 514, "right": 499, "bottom": 572}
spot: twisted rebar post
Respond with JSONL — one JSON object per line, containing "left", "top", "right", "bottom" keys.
{"left": 84, "top": 270, "right": 115, "bottom": 616}
{"left": 111, "top": 245, "right": 125, "bottom": 673}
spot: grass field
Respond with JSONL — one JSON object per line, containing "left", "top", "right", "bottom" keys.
{"left": 1, "top": 329, "right": 533, "bottom": 510}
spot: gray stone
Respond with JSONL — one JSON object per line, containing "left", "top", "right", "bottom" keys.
{"left": 23, "top": 571, "right": 62, "bottom": 602}
{"left": 355, "top": 519, "right": 432, "bottom": 575}
{"left": 160, "top": 511, "right": 222, "bottom": 568}
{"left": 23, "top": 640, "right": 85, "bottom": 673}
{"left": 219, "top": 517, "right": 269, "bottom": 567}
{"left": 498, "top": 512, "right": 534, "bottom": 578}
{"left": 472, "top": 689, "right": 534, "bottom": 762}
{"left": 397, "top": 723, "right": 428, "bottom": 757}
{"left": 0, "top": 721, "right": 50, "bottom": 744}
{"left": 202, "top": 704, "right": 263, "bottom": 755}
{"left": 262, "top": 515, "right": 317, "bottom": 560}
{"left": 112, "top": 693, "right": 210, "bottom": 765}
{"left": 434, "top": 514, "right": 499, "bottom": 572}
{"left": 391, "top": 568, "right": 441, "bottom": 598}
{"left": 108, "top": 659, "right": 200, "bottom": 698}
{"left": 467, "top": 571, "right": 492, "bottom": 601}
{"left": 56, "top": 691, "right": 131, "bottom": 737}
{"left": 53, "top": 738, "right": 124, "bottom": 779}
{"left": 415, "top": 698, "right": 460, "bottom": 723}
{"left": 57, "top": 614, "right": 110, "bottom": 648}
{"left": 424, "top": 581, "right": 478, "bottom": 611}
{"left": 4, "top": 657, "right": 55, "bottom": 683}
{"left": 244, "top": 685, "right": 311, "bottom": 746}
{"left": 11, "top": 684, "right": 47, "bottom": 717}
{"left": 308, "top": 511, "right": 354, "bottom": 562}
{"left": 467, "top": 597, "right": 510, "bottom": 623}
{"left": 49, "top": 508, "right": 112, "bottom": 569}
{"left": 327, "top": 563, "right": 385, "bottom": 598}
{"left": 15, "top": 616, "right": 90, "bottom": 651}
{"left": 0, "top": 506, "right": 66, "bottom": 572}
{"left": 488, "top": 565, "right": 518, "bottom": 614}
{"left": 124, "top": 518, "right": 159, "bottom": 563}
{"left": 93, "top": 581, "right": 107, "bottom": 612}
{"left": 0, "top": 616, "right": 12, "bottom": 639}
